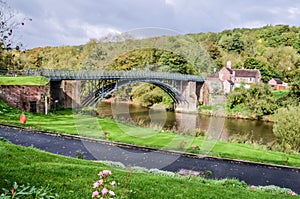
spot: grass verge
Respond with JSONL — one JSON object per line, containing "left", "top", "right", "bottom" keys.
{"left": 0, "top": 140, "right": 297, "bottom": 199}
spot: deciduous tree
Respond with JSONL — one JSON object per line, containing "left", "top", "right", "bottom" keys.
{"left": 273, "top": 105, "right": 300, "bottom": 152}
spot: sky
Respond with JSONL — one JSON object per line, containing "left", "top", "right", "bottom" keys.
{"left": 8, "top": 0, "right": 300, "bottom": 49}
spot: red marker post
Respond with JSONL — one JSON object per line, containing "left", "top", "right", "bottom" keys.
{"left": 20, "top": 114, "right": 26, "bottom": 124}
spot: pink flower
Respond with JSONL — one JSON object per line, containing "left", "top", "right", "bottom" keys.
{"left": 110, "top": 181, "right": 116, "bottom": 186}
{"left": 101, "top": 188, "right": 109, "bottom": 195}
{"left": 102, "top": 170, "right": 112, "bottom": 175}
{"left": 98, "top": 179, "right": 104, "bottom": 185}
{"left": 109, "top": 190, "right": 115, "bottom": 196}
{"left": 92, "top": 191, "right": 99, "bottom": 198}
{"left": 93, "top": 181, "right": 100, "bottom": 188}
{"left": 290, "top": 191, "right": 296, "bottom": 195}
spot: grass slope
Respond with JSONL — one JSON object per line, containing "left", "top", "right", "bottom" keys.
{"left": 0, "top": 76, "right": 49, "bottom": 86}
{"left": 0, "top": 141, "right": 296, "bottom": 199}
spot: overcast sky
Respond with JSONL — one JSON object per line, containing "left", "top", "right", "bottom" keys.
{"left": 8, "top": 0, "right": 300, "bottom": 49}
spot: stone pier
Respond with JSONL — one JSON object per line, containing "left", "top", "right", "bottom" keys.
{"left": 50, "top": 80, "right": 81, "bottom": 109}
{"left": 175, "top": 81, "right": 203, "bottom": 113}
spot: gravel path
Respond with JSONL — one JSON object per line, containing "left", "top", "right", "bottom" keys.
{"left": 1, "top": 125, "right": 300, "bottom": 193}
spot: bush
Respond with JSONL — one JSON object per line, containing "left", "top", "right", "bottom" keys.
{"left": 227, "top": 83, "right": 278, "bottom": 118}
{"left": 0, "top": 181, "right": 58, "bottom": 199}
{"left": 256, "top": 185, "right": 296, "bottom": 195}
{"left": 273, "top": 106, "right": 300, "bottom": 152}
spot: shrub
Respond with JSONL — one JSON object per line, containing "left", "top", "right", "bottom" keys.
{"left": 194, "top": 128, "right": 207, "bottom": 137}
{"left": 273, "top": 105, "right": 300, "bottom": 152}
{"left": 256, "top": 185, "right": 297, "bottom": 195}
{"left": 0, "top": 181, "right": 58, "bottom": 199}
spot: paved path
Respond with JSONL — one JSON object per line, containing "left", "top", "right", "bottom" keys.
{"left": 1, "top": 125, "right": 300, "bottom": 194}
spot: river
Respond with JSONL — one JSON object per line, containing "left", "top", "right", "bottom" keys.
{"left": 96, "top": 102, "right": 275, "bottom": 144}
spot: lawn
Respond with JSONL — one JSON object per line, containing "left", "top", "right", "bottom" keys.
{"left": 0, "top": 100, "right": 300, "bottom": 168}
{"left": 0, "top": 76, "right": 49, "bottom": 86}
{"left": 0, "top": 140, "right": 297, "bottom": 199}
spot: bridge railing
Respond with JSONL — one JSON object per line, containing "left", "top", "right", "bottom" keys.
{"left": 25, "top": 69, "right": 205, "bottom": 82}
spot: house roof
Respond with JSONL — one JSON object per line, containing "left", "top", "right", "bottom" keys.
{"left": 233, "top": 69, "right": 260, "bottom": 77}
{"left": 225, "top": 67, "right": 233, "bottom": 73}
{"left": 272, "top": 78, "right": 283, "bottom": 84}
{"left": 225, "top": 80, "right": 234, "bottom": 85}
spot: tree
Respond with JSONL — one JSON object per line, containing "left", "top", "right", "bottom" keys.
{"left": 227, "top": 83, "right": 277, "bottom": 118}
{"left": 243, "top": 57, "right": 278, "bottom": 82}
{"left": 273, "top": 106, "right": 300, "bottom": 152}
{"left": 83, "top": 44, "right": 108, "bottom": 69}
{"left": 245, "top": 83, "right": 277, "bottom": 118}
{"left": 226, "top": 86, "right": 247, "bottom": 109}
{"left": 288, "top": 70, "right": 300, "bottom": 103}
{"left": 0, "top": 0, "right": 30, "bottom": 50}
{"left": 204, "top": 41, "right": 221, "bottom": 60}
{"left": 218, "top": 33, "right": 244, "bottom": 54}
{"left": 263, "top": 46, "right": 300, "bottom": 82}
{"left": 0, "top": 0, "right": 30, "bottom": 73}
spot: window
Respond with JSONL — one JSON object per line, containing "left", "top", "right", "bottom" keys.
{"left": 30, "top": 101, "right": 37, "bottom": 112}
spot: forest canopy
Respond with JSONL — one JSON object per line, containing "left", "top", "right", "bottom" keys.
{"left": 2, "top": 24, "right": 299, "bottom": 83}
{"left": 2, "top": 24, "right": 300, "bottom": 108}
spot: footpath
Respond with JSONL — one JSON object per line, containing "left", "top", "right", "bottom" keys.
{"left": 0, "top": 125, "right": 299, "bottom": 194}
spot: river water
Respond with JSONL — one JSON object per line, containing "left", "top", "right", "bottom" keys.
{"left": 96, "top": 102, "right": 275, "bottom": 144}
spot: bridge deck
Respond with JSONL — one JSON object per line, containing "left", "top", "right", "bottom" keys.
{"left": 25, "top": 69, "right": 205, "bottom": 82}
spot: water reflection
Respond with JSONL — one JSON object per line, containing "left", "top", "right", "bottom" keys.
{"left": 96, "top": 102, "right": 275, "bottom": 143}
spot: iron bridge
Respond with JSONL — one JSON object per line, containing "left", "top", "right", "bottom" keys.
{"left": 26, "top": 69, "right": 205, "bottom": 107}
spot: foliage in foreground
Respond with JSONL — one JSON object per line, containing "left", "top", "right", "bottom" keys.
{"left": 0, "top": 141, "right": 298, "bottom": 199}
{"left": 0, "top": 181, "right": 58, "bottom": 199}
{"left": 273, "top": 105, "right": 300, "bottom": 152}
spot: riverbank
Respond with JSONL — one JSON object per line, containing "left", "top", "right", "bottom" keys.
{"left": 199, "top": 105, "right": 276, "bottom": 122}
{"left": 0, "top": 100, "right": 299, "bottom": 168}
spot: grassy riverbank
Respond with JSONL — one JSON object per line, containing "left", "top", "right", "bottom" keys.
{"left": 0, "top": 140, "right": 297, "bottom": 198}
{"left": 0, "top": 100, "right": 300, "bottom": 168}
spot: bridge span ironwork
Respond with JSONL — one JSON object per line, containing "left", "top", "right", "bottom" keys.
{"left": 25, "top": 69, "right": 205, "bottom": 82}
{"left": 26, "top": 69, "right": 205, "bottom": 107}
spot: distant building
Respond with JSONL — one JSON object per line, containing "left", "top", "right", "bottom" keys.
{"left": 218, "top": 61, "right": 261, "bottom": 93}
{"left": 268, "top": 78, "right": 288, "bottom": 90}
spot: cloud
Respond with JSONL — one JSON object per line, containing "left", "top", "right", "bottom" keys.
{"left": 8, "top": 0, "right": 300, "bottom": 48}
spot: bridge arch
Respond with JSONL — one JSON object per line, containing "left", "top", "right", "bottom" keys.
{"left": 81, "top": 79, "right": 187, "bottom": 107}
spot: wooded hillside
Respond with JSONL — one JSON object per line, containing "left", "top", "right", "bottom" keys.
{"left": 2, "top": 24, "right": 300, "bottom": 84}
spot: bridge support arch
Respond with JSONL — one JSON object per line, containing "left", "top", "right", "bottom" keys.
{"left": 50, "top": 79, "right": 204, "bottom": 113}
{"left": 174, "top": 81, "right": 203, "bottom": 113}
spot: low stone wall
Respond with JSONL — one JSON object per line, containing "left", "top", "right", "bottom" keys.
{"left": 0, "top": 84, "right": 50, "bottom": 113}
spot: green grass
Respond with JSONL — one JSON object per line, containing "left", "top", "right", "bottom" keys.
{"left": 200, "top": 105, "right": 213, "bottom": 110}
{"left": 0, "top": 140, "right": 297, "bottom": 199}
{"left": 272, "top": 90, "right": 289, "bottom": 99}
{"left": 0, "top": 100, "right": 300, "bottom": 168}
{"left": 0, "top": 76, "right": 49, "bottom": 86}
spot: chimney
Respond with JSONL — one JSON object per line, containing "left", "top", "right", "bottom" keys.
{"left": 226, "top": 61, "right": 232, "bottom": 68}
